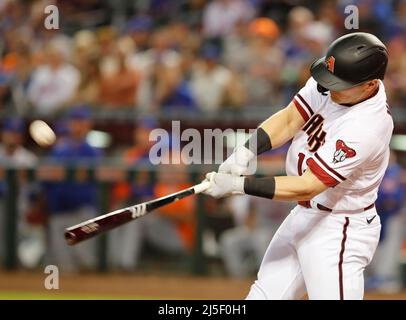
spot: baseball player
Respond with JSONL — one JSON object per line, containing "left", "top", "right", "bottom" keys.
{"left": 203, "top": 32, "right": 393, "bottom": 300}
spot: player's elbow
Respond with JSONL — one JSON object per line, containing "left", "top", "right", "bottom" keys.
{"left": 297, "top": 189, "right": 318, "bottom": 201}
{"left": 297, "top": 177, "right": 326, "bottom": 201}
{"left": 297, "top": 190, "right": 320, "bottom": 201}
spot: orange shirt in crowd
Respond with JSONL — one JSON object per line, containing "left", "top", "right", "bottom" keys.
{"left": 111, "top": 147, "right": 150, "bottom": 207}
{"left": 154, "top": 182, "right": 196, "bottom": 251}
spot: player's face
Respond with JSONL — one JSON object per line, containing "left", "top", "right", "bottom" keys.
{"left": 68, "top": 119, "right": 91, "bottom": 140}
{"left": 330, "top": 81, "right": 378, "bottom": 105}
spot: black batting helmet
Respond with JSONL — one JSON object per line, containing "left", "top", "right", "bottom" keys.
{"left": 310, "top": 32, "right": 388, "bottom": 91}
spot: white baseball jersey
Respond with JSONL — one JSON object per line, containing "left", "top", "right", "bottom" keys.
{"left": 285, "top": 77, "right": 393, "bottom": 212}
{"left": 246, "top": 77, "right": 390, "bottom": 300}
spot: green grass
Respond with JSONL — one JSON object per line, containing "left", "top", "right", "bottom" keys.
{"left": 0, "top": 291, "right": 159, "bottom": 300}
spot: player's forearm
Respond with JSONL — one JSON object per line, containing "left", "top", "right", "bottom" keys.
{"left": 244, "top": 176, "right": 315, "bottom": 201}
{"left": 273, "top": 176, "right": 319, "bottom": 201}
{"left": 244, "top": 170, "right": 327, "bottom": 202}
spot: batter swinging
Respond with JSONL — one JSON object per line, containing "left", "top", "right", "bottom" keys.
{"left": 202, "top": 32, "right": 393, "bottom": 299}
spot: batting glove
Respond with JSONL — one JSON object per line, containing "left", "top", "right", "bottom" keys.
{"left": 203, "top": 172, "right": 245, "bottom": 199}
{"left": 218, "top": 145, "right": 255, "bottom": 176}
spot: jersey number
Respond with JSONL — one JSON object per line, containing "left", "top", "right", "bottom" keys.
{"left": 303, "top": 114, "right": 326, "bottom": 152}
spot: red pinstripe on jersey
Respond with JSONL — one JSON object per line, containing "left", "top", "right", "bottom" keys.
{"left": 339, "top": 217, "right": 350, "bottom": 300}
{"left": 293, "top": 94, "right": 314, "bottom": 122}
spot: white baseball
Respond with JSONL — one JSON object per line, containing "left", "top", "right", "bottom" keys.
{"left": 29, "top": 120, "right": 56, "bottom": 147}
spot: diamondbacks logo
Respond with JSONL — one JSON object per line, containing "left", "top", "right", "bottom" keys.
{"left": 333, "top": 140, "right": 356, "bottom": 164}
{"left": 326, "top": 56, "right": 335, "bottom": 73}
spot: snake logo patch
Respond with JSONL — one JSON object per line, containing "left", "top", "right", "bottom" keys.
{"left": 333, "top": 140, "right": 356, "bottom": 164}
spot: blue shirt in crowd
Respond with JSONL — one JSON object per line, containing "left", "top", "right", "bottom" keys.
{"left": 44, "top": 139, "right": 101, "bottom": 214}
{"left": 376, "top": 163, "right": 405, "bottom": 241}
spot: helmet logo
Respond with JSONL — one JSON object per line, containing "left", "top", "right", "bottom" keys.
{"left": 325, "top": 56, "right": 335, "bottom": 73}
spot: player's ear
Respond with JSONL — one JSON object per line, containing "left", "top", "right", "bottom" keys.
{"left": 367, "top": 80, "right": 378, "bottom": 87}
{"left": 364, "top": 80, "right": 377, "bottom": 92}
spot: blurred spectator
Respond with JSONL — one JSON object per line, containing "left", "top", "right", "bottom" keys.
{"left": 96, "top": 25, "right": 118, "bottom": 57}
{"left": 154, "top": 51, "right": 197, "bottom": 111}
{"left": 318, "top": 0, "right": 343, "bottom": 32}
{"left": 0, "top": 41, "right": 33, "bottom": 113}
{"left": 69, "top": 30, "right": 101, "bottom": 107}
{"left": 129, "top": 27, "right": 182, "bottom": 110}
{"left": 387, "top": 0, "right": 406, "bottom": 38}
{"left": 366, "top": 151, "right": 406, "bottom": 292}
{"left": 109, "top": 117, "right": 158, "bottom": 271}
{"left": 122, "top": 117, "right": 158, "bottom": 165}
{"left": 109, "top": 170, "right": 155, "bottom": 271}
{"left": 223, "top": 18, "right": 284, "bottom": 107}
{"left": 27, "top": 39, "right": 80, "bottom": 116}
{"left": 146, "top": 22, "right": 201, "bottom": 111}
{"left": 278, "top": 6, "right": 316, "bottom": 100}
{"left": 43, "top": 105, "right": 100, "bottom": 272}
{"left": 0, "top": 118, "right": 41, "bottom": 268}
{"left": 219, "top": 195, "right": 293, "bottom": 278}
{"left": 383, "top": 36, "right": 406, "bottom": 108}
{"left": 7, "top": 44, "right": 33, "bottom": 115}
{"left": 126, "top": 15, "right": 153, "bottom": 52}
{"left": 153, "top": 162, "right": 196, "bottom": 253}
{"left": 110, "top": 159, "right": 196, "bottom": 271}
{"left": 191, "top": 43, "right": 246, "bottom": 112}
{"left": 72, "top": 30, "right": 99, "bottom": 64}
{"left": 300, "top": 21, "right": 334, "bottom": 57}
{"left": 99, "top": 44, "right": 139, "bottom": 108}
{"left": 71, "top": 52, "right": 101, "bottom": 107}
{"left": 56, "top": 0, "right": 111, "bottom": 31}
{"left": 177, "top": 0, "right": 206, "bottom": 30}
{"left": 0, "top": 118, "right": 36, "bottom": 167}
{"left": 203, "top": 0, "right": 255, "bottom": 38}
{"left": 280, "top": 6, "right": 315, "bottom": 57}
{"left": 167, "top": 21, "right": 201, "bottom": 53}
{"left": 147, "top": 0, "right": 180, "bottom": 24}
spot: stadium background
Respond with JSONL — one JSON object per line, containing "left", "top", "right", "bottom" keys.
{"left": 0, "top": 0, "right": 406, "bottom": 299}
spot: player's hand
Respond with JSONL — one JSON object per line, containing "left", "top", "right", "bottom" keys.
{"left": 219, "top": 145, "right": 256, "bottom": 176}
{"left": 202, "top": 172, "right": 245, "bottom": 199}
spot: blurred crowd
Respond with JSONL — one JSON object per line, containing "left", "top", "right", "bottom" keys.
{"left": 1, "top": 0, "right": 406, "bottom": 118}
{"left": 0, "top": 0, "right": 406, "bottom": 292}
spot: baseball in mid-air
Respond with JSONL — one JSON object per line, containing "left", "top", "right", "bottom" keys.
{"left": 29, "top": 120, "right": 56, "bottom": 147}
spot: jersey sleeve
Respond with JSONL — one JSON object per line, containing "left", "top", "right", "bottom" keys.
{"left": 292, "top": 77, "right": 322, "bottom": 122}
{"left": 306, "top": 123, "right": 379, "bottom": 187}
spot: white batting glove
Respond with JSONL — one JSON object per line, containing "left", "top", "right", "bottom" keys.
{"left": 218, "top": 145, "right": 255, "bottom": 176}
{"left": 203, "top": 172, "right": 245, "bottom": 199}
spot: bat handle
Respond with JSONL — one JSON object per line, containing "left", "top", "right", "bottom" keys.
{"left": 193, "top": 180, "right": 211, "bottom": 194}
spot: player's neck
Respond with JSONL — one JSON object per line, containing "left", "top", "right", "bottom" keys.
{"left": 339, "top": 85, "right": 380, "bottom": 107}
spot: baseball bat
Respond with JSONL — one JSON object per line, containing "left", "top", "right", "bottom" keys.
{"left": 64, "top": 180, "right": 210, "bottom": 245}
